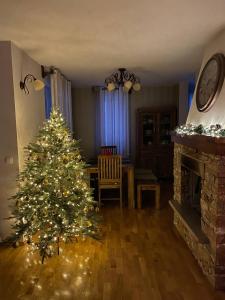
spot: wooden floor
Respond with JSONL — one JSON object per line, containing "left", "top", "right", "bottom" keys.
{"left": 1, "top": 183, "right": 225, "bottom": 300}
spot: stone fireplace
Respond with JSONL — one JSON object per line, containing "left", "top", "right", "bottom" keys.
{"left": 170, "top": 133, "right": 225, "bottom": 290}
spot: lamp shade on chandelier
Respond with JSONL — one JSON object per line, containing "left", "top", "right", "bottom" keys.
{"left": 105, "top": 68, "right": 141, "bottom": 93}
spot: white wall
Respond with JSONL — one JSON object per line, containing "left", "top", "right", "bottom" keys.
{"left": 187, "top": 29, "right": 225, "bottom": 126}
{"left": 0, "top": 42, "right": 19, "bottom": 239}
{"left": 11, "top": 43, "right": 45, "bottom": 170}
{"left": 178, "top": 81, "right": 190, "bottom": 125}
{"left": 72, "top": 88, "right": 97, "bottom": 160}
{"left": 0, "top": 41, "right": 45, "bottom": 239}
{"left": 72, "top": 85, "right": 179, "bottom": 161}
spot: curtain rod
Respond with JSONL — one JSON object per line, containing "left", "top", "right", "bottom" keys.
{"left": 42, "top": 65, "right": 71, "bottom": 82}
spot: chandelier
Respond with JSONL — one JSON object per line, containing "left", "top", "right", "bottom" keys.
{"left": 105, "top": 68, "right": 141, "bottom": 93}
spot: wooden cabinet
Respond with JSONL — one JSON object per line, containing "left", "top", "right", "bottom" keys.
{"left": 136, "top": 108, "right": 177, "bottom": 178}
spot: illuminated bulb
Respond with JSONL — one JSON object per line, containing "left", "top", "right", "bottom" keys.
{"left": 75, "top": 276, "right": 83, "bottom": 287}
{"left": 36, "top": 284, "right": 42, "bottom": 290}
{"left": 124, "top": 80, "right": 132, "bottom": 91}
{"left": 107, "top": 82, "right": 116, "bottom": 92}
{"left": 62, "top": 273, "right": 69, "bottom": 279}
{"left": 133, "top": 82, "right": 141, "bottom": 91}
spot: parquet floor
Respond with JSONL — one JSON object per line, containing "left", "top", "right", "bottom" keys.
{"left": 0, "top": 183, "right": 225, "bottom": 300}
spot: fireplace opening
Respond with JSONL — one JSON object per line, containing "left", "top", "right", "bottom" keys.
{"left": 181, "top": 166, "right": 202, "bottom": 216}
{"left": 180, "top": 154, "right": 204, "bottom": 222}
{"left": 170, "top": 152, "right": 208, "bottom": 248}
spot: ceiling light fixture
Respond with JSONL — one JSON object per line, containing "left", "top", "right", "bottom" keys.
{"left": 105, "top": 68, "right": 141, "bottom": 93}
{"left": 20, "top": 74, "right": 45, "bottom": 95}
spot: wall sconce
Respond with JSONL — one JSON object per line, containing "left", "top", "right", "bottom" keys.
{"left": 20, "top": 74, "right": 45, "bottom": 95}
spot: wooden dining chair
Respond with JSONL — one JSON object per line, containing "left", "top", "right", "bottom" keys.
{"left": 98, "top": 155, "right": 122, "bottom": 208}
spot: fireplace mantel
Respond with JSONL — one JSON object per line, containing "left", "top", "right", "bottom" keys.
{"left": 171, "top": 132, "right": 225, "bottom": 155}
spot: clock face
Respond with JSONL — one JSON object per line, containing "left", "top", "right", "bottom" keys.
{"left": 196, "top": 53, "right": 225, "bottom": 112}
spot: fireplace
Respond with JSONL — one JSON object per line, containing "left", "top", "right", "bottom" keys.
{"left": 170, "top": 133, "right": 225, "bottom": 290}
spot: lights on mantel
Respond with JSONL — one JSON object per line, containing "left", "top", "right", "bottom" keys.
{"left": 175, "top": 124, "right": 225, "bottom": 137}
{"left": 104, "top": 68, "right": 141, "bottom": 93}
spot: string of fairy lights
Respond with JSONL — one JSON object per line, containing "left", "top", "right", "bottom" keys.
{"left": 175, "top": 123, "right": 225, "bottom": 137}
{"left": 7, "top": 109, "right": 99, "bottom": 262}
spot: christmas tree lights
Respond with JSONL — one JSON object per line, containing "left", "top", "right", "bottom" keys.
{"left": 6, "top": 109, "right": 100, "bottom": 262}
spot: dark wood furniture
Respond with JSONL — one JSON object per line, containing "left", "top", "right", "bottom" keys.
{"left": 135, "top": 168, "right": 160, "bottom": 209}
{"left": 137, "top": 182, "right": 160, "bottom": 209}
{"left": 86, "top": 163, "right": 135, "bottom": 208}
{"left": 98, "top": 155, "right": 122, "bottom": 208}
{"left": 136, "top": 107, "right": 176, "bottom": 178}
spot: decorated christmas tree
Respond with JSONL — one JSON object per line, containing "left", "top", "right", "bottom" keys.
{"left": 7, "top": 109, "right": 99, "bottom": 262}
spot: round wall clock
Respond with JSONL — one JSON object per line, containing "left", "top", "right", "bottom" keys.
{"left": 196, "top": 53, "right": 225, "bottom": 112}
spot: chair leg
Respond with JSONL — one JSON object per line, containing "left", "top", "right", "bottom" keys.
{"left": 156, "top": 185, "right": 160, "bottom": 210}
{"left": 120, "top": 186, "right": 122, "bottom": 209}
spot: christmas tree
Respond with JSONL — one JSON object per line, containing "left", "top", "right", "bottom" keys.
{"left": 7, "top": 109, "right": 99, "bottom": 262}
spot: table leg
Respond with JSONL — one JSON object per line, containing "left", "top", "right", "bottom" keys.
{"left": 127, "top": 167, "right": 134, "bottom": 208}
{"left": 156, "top": 185, "right": 160, "bottom": 209}
{"left": 137, "top": 185, "right": 142, "bottom": 209}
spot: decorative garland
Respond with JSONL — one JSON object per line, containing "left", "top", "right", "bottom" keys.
{"left": 175, "top": 124, "right": 225, "bottom": 138}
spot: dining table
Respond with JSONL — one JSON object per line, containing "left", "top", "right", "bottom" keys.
{"left": 86, "top": 163, "right": 135, "bottom": 208}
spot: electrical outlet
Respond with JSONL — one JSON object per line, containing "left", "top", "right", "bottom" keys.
{"left": 4, "top": 156, "right": 14, "bottom": 165}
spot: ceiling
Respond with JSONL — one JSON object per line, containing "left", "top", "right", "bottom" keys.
{"left": 0, "top": 0, "right": 225, "bottom": 87}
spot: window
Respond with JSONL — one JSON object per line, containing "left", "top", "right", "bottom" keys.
{"left": 98, "top": 88, "right": 130, "bottom": 158}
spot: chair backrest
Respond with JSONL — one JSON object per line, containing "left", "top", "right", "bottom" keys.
{"left": 100, "top": 145, "right": 117, "bottom": 155}
{"left": 98, "top": 155, "right": 122, "bottom": 184}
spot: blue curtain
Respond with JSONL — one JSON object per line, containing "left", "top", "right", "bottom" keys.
{"left": 44, "top": 76, "right": 52, "bottom": 119}
{"left": 98, "top": 87, "right": 130, "bottom": 158}
{"left": 188, "top": 80, "right": 195, "bottom": 109}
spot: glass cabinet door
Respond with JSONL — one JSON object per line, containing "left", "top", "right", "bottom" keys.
{"left": 141, "top": 113, "right": 156, "bottom": 146}
{"left": 158, "top": 113, "right": 172, "bottom": 145}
